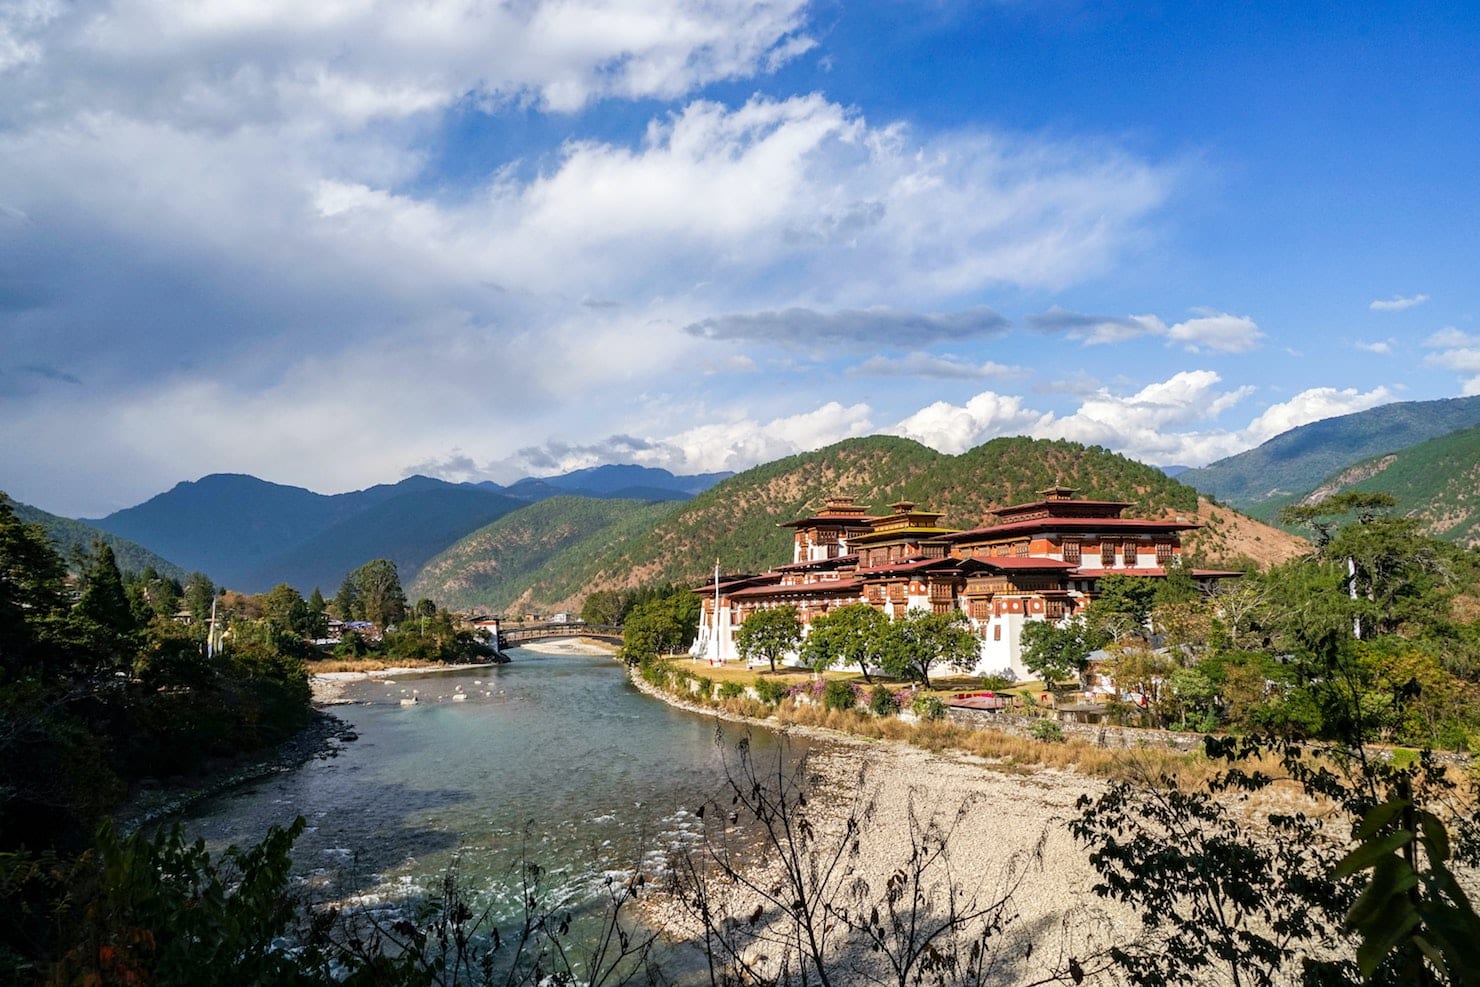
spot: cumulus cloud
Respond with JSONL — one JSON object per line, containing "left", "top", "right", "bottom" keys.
{"left": 686, "top": 306, "right": 1010, "bottom": 346}
{"left": 1027, "top": 307, "right": 1264, "bottom": 353}
{"left": 0, "top": 0, "right": 1184, "bottom": 513}
{"left": 1370, "top": 293, "right": 1429, "bottom": 312}
{"left": 3, "top": 0, "right": 815, "bottom": 125}
{"left": 1165, "top": 312, "right": 1264, "bottom": 353}
{"left": 1354, "top": 339, "right": 1393, "bottom": 354}
{"left": 892, "top": 392, "right": 1045, "bottom": 454}
{"left": 846, "top": 352, "right": 1017, "bottom": 380}
{"left": 1423, "top": 327, "right": 1480, "bottom": 394}
{"left": 883, "top": 372, "right": 1393, "bottom": 469}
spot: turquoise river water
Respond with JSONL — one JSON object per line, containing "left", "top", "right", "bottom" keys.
{"left": 183, "top": 647, "right": 803, "bottom": 925}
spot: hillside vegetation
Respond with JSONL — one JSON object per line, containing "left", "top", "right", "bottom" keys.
{"left": 7, "top": 495, "right": 186, "bottom": 579}
{"left": 1178, "top": 395, "right": 1480, "bottom": 517}
{"left": 409, "top": 496, "right": 674, "bottom": 611}
{"left": 1286, "top": 423, "right": 1480, "bottom": 545}
{"left": 436, "top": 435, "right": 1291, "bottom": 614}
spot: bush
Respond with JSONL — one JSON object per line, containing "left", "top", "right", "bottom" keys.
{"left": 754, "top": 678, "right": 789, "bottom": 705}
{"left": 718, "top": 680, "right": 745, "bottom": 700}
{"left": 868, "top": 684, "right": 900, "bottom": 716}
{"left": 1029, "top": 719, "right": 1065, "bottom": 742}
{"left": 981, "top": 670, "right": 1016, "bottom": 691}
{"left": 910, "top": 695, "right": 946, "bottom": 721}
{"left": 823, "top": 679, "right": 857, "bottom": 711}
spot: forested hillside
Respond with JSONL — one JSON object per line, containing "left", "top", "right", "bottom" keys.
{"left": 1178, "top": 395, "right": 1480, "bottom": 517}
{"left": 409, "top": 496, "right": 673, "bottom": 611}
{"left": 1284, "top": 423, "right": 1480, "bottom": 545}
{"left": 8, "top": 495, "right": 186, "bottom": 579}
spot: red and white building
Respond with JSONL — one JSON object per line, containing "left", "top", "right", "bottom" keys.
{"left": 690, "top": 487, "right": 1237, "bottom": 679}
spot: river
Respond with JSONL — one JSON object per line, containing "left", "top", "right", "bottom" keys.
{"left": 182, "top": 647, "right": 802, "bottom": 929}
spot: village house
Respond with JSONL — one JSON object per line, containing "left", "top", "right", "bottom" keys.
{"left": 689, "top": 487, "right": 1238, "bottom": 680}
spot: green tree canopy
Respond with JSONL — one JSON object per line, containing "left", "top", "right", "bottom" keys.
{"left": 1019, "top": 619, "right": 1094, "bottom": 690}
{"left": 735, "top": 606, "right": 801, "bottom": 673}
{"left": 347, "top": 559, "right": 406, "bottom": 629}
{"left": 878, "top": 608, "right": 979, "bottom": 688}
{"left": 799, "top": 603, "right": 890, "bottom": 682}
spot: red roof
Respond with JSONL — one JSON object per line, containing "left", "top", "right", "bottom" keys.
{"left": 943, "top": 517, "right": 1199, "bottom": 541}
{"left": 963, "top": 557, "right": 1076, "bottom": 572}
{"left": 855, "top": 557, "right": 958, "bottom": 576}
{"left": 727, "top": 579, "right": 864, "bottom": 600}
{"left": 1073, "top": 567, "right": 1173, "bottom": 578}
{"left": 774, "top": 554, "right": 858, "bottom": 572}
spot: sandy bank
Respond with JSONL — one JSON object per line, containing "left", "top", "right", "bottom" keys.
{"left": 310, "top": 661, "right": 505, "bottom": 704}
{"left": 516, "top": 637, "right": 618, "bottom": 656}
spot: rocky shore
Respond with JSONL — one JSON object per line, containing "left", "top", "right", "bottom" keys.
{"left": 625, "top": 664, "right": 1139, "bottom": 982}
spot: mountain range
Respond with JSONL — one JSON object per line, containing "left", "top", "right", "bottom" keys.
{"left": 70, "top": 465, "right": 728, "bottom": 593}
{"left": 13, "top": 392, "right": 1480, "bottom": 606}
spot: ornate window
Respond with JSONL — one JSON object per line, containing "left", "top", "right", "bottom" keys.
{"left": 1062, "top": 539, "right": 1081, "bottom": 564}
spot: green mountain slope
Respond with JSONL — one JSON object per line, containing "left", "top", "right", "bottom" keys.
{"left": 1288, "top": 423, "right": 1480, "bottom": 545}
{"left": 409, "top": 496, "right": 674, "bottom": 612}
{"left": 1178, "top": 395, "right": 1480, "bottom": 518}
{"left": 470, "top": 435, "right": 1215, "bottom": 612}
{"left": 244, "top": 485, "right": 526, "bottom": 594}
{"left": 6, "top": 495, "right": 187, "bottom": 579}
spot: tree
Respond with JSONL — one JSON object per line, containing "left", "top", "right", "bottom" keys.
{"left": 620, "top": 590, "right": 701, "bottom": 662}
{"left": 800, "top": 603, "right": 890, "bottom": 682}
{"left": 1084, "top": 574, "right": 1158, "bottom": 643}
{"left": 734, "top": 605, "right": 801, "bottom": 673}
{"left": 331, "top": 574, "right": 360, "bottom": 622}
{"left": 878, "top": 608, "right": 979, "bottom": 688}
{"left": 183, "top": 571, "right": 215, "bottom": 625}
{"left": 1019, "top": 619, "right": 1093, "bottom": 691}
{"left": 0, "top": 494, "right": 69, "bottom": 670}
{"left": 263, "top": 583, "right": 309, "bottom": 637}
{"left": 305, "top": 587, "right": 328, "bottom": 639}
{"left": 348, "top": 559, "right": 406, "bottom": 629}
{"left": 581, "top": 589, "right": 624, "bottom": 626}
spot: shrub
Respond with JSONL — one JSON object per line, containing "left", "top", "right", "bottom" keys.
{"left": 823, "top": 679, "right": 857, "bottom": 711}
{"left": 717, "top": 680, "right": 745, "bottom": 700}
{"left": 910, "top": 695, "right": 946, "bottom": 721}
{"left": 981, "top": 670, "right": 1016, "bottom": 691}
{"left": 1029, "top": 718, "right": 1065, "bottom": 742}
{"left": 754, "top": 677, "right": 789, "bottom": 705}
{"left": 868, "top": 684, "right": 900, "bottom": 716}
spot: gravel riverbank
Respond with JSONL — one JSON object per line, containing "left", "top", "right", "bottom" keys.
{"left": 625, "top": 665, "right": 1138, "bottom": 983}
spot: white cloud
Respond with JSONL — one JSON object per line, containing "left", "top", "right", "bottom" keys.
{"left": 847, "top": 353, "right": 1017, "bottom": 380}
{"left": 5, "top": 0, "right": 815, "bottom": 125}
{"left": 1370, "top": 293, "right": 1429, "bottom": 312}
{"left": 880, "top": 372, "right": 1394, "bottom": 469}
{"left": 640, "top": 402, "right": 876, "bottom": 474}
{"left": 1421, "top": 327, "right": 1480, "bottom": 394}
{"left": 1241, "top": 386, "right": 1393, "bottom": 444}
{"left": 1028, "top": 307, "right": 1264, "bottom": 353}
{"left": 892, "top": 392, "right": 1045, "bottom": 454}
{"left": 1354, "top": 339, "right": 1393, "bottom": 354}
{"left": 1165, "top": 312, "right": 1264, "bottom": 353}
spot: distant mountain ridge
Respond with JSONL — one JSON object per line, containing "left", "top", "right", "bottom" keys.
{"left": 1178, "top": 395, "right": 1480, "bottom": 519}
{"left": 82, "top": 465, "right": 732, "bottom": 594}
{"left": 5, "top": 495, "right": 186, "bottom": 580}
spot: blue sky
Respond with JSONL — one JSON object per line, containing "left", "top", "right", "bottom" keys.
{"left": 2, "top": 0, "right": 1477, "bottom": 517}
